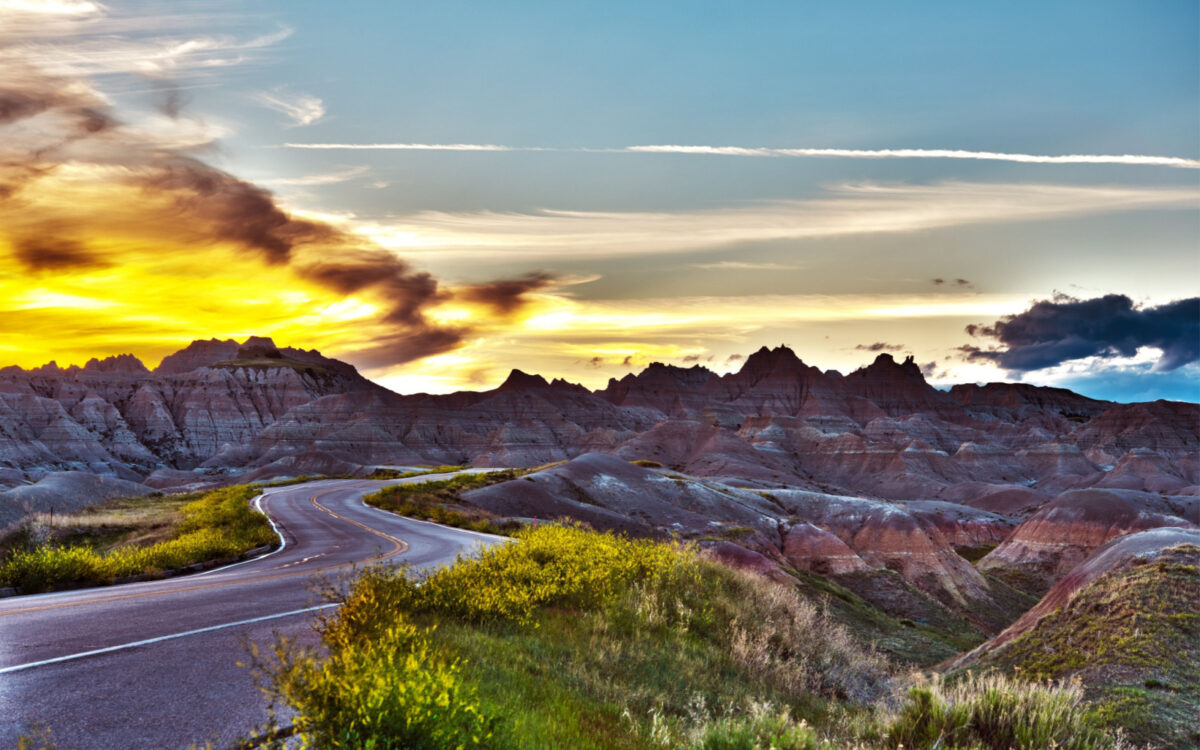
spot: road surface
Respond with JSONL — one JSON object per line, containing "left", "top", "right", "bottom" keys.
{"left": 0, "top": 477, "right": 507, "bottom": 749}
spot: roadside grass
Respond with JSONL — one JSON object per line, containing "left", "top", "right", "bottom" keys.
{"left": 0, "top": 485, "right": 275, "bottom": 594}
{"left": 362, "top": 470, "right": 526, "bottom": 535}
{"left": 366, "top": 464, "right": 469, "bottom": 480}
{"left": 254, "top": 524, "right": 1122, "bottom": 749}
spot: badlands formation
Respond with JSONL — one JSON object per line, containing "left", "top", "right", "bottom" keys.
{"left": 1, "top": 337, "right": 1197, "bottom": 640}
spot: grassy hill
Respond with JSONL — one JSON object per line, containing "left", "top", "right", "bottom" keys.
{"left": 966, "top": 544, "right": 1200, "bottom": 749}
{"left": 249, "top": 525, "right": 1123, "bottom": 749}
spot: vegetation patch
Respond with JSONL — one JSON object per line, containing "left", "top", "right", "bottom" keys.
{"left": 884, "top": 673, "right": 1115, "bottom": 750}
{"left": 366, "top": 465, "right": 469, "bottom": 480}
{"left": 252, "top": 525, "right": 1121, "bottom": 749}
{"left": 363, "top": 470, "right": 526, "bottom": 535}
{"left": 0, "top": 485, "right": 275, "bottom": 594}
{"left": 954, "top": 543, "right": 997, "bottom": 563}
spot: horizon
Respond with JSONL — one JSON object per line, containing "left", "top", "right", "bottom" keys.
{"left": 1, "top": 1, "right": 1197, "bottom": 404}
{"left": 8, "top": 335, "right": 1194, "bottom": 405}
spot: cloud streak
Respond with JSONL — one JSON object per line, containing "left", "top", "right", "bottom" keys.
{"left": 352, "top": 182, "right": 1200, "bottom": 261}
{"left": 254, "top": 89, "right": 326, "bottom": 127}
{"left": 627, "top": 145, "right": 1200, "bottom": 169}
{"left": 285, "top": 142, "right": 532, "bottom": 151}
{"left": 689, "top": 261, "right": 802, "bottom": 271}
{"left": 282, "top": 141, "right": 1200, "bottom": 169}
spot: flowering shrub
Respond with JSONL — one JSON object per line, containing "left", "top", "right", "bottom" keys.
{"left": 270, "top": 620, "right": 494, "bottom": 750}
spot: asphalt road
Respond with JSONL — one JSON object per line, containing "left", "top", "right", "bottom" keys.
{"left": 0, "top": 477, "right": 508, "bottom": 749}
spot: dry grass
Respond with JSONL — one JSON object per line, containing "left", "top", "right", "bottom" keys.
{"left": 722, "top": 568, "right": 895, "bottom": 703}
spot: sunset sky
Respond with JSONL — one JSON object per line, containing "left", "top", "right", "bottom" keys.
{"left": 1, "top": 0, "right": 1197, "bottom": 401}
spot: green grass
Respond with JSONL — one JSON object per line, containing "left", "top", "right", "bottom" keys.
{"left": 252, "top": 525, "right": 1122, "bottom": 749}
{"left": 362, "top": 470, "right": 526, "bottom": 535}
{"left": 0, "top": 485, "right": 275, "bottom": 594}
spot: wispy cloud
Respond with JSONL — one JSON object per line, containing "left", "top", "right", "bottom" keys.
{"left": 689, "top": 261, "right": 802, "bottom": 271}
{"left": 628, "top": 144, "right": 1200, "bottom": 169}
{"left": 343, "top": 182, "right": 1200, "bottom": 260}
{"left": 0, "top": 0, "right": 102, "bottom": 15}
{"left": 284, "top": 142, "right": 532, "bottom": 151}
{"left": 255, "top": 89, "right": 326, "bottom": 127}
{"left": 281, "top": 141, "right": 1200, "bottom": 169}
{"left": 257, "top": 165, "right": 368, "bottom": 186}
{"left": 0, "top": 0, "right": 294, "bottom": 80}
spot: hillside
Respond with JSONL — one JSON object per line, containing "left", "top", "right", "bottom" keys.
{"left": 954, "top": 529, "right": 1200, "bottom": 748}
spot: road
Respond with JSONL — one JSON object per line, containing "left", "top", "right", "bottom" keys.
{"left": 0, "top": 477, "right": 508, "bottom": 749}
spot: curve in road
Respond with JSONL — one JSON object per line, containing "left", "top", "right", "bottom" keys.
{"left": 0, "top": 476, "right": 508, "bottom": 749}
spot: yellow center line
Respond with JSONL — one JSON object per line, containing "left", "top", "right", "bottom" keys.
{"left": 0, "top": 485, "right": 408, "bottom": 618}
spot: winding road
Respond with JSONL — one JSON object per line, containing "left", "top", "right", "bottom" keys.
{"left": 0, "top": 476, "right": 507, "bottom": 749}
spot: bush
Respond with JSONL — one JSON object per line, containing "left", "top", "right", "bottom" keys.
{"left": 268, "top": 619, "right": 494, "bottom": 750}
{"left": 884, "top": 672, "right": 1121, "bottom": 750}
{"left": 331, "top": 524, "right": 680, "bottom": 632}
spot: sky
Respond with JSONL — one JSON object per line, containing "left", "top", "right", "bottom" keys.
{"left": 0, "top": 0, "right": 1197, "bottom": 401}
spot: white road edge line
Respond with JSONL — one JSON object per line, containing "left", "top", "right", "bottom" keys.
{"left": 1, "top": 492, "right": 292, "bottom": 602}
{"left": 0, "top": 603, "right": 340, "bottom": 675}
{"left": 193, "top": 491, "right": 287, "bottom": 578}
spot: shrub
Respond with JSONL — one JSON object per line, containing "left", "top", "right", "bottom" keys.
{"left": 268, "top": 620, "right": 494, "bottom": 750}
{"left": 333, "top": 524, "right": 680, "bottom": 630}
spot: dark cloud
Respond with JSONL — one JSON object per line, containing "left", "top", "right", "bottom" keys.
{"left": 964, "top": 294, "right": 1200, "bottom": 372}
{"left": 0, "top": 62, "right": 526, "bottom": 368}
{"left": 157, "top": 85, "right": 189, "bottom": 120}
{"left": 920, "top": 361, "right": 937, "bottom": 377}
{"left": 344, "top": 327, "right": 465, "bottom": 369}
{"left": 13, "top": 236, "right": 104, "bottom": 271}
{"left": 955, "top": 278, "right": 971, "bottom": 286}
{"left": 622, "top": 356, "right": 633, "bottom": 367}
{"left": 146, "top": 156, "right": 336, "bottom": 265}
{"left": 681, "top": 354, "right": 702, "bottom": 362}
{"left": 588, "top": 356, "right": 603, "bottom": 368}
{"left": 855, "top": 342, "right": 904, "bottom": 352}
{"left": 299, "top": 251, "right": 444, "bottom": 326}
{"left": 458, "top": 272, "right": 554, "bottom": 316}
{"left": 726, "top": 353, "right": 744, "bottom": 363}
{"left": 0, "top": 88, "right": 61, "bottom": 124}
{"left": 932, "top": 278, "right": 945, "bottom": 285}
